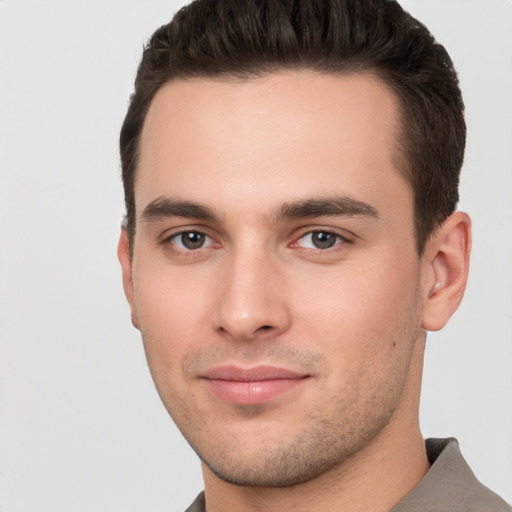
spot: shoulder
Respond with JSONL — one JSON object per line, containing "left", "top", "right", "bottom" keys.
{"left": 392, "top": 438, "right": 510, "bottom": 512}
{"left": 184, "top": 491, "right": 205, "bottom": 512}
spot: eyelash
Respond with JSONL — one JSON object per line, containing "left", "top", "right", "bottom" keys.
{"left": 160, "top": 228, "right": 352, "bottom": 256}
{"left": 291, "top": 229, "right": 350, "bottom": 252}
{"left": 162, "top": 229, "right": 218, "bottom": 255}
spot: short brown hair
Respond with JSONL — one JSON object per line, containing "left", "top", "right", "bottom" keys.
{"left": 120, "top": 0, "right": 465, "bottom": 254}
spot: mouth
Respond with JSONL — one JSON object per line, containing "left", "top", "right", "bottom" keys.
{"left": 200, "top": 365, "right": 311, "bottom": 405}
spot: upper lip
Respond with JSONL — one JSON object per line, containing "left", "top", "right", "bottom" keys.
{"left": 201, "top": 365, "right": 309, "bottom": 382}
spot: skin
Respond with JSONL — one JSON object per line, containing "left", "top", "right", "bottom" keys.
{"left": 118, "top": 71, "right": 471, "bottom": 512}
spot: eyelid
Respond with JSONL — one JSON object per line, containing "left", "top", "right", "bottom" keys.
{"left": 158, "top": 224, "right": 354, "bottom": 256}
{"left": 290, "top": 226, "right": 354, "bottom": 247}
{"left": 160, "top": 224, "right": 215, "bottom": 242}
{"left": 160, "top": 226, "right": 221, "bottom": 253}
{"left": 299, "top": 232, "right": 342, "bottom": 247}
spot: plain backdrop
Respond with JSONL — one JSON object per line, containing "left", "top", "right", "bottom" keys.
{"left": 0, "top": 1, "right": 510, "bottom": 510}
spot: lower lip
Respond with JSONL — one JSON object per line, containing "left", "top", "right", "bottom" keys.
{"left": 202, "top": 377, "right": 308, "bottom": 405}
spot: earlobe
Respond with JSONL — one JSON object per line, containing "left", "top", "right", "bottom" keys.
{"left": 422, "top": 212, "right": 472, "bottom": 332}
{"left": 117, "top": 229, "right": 140, "bottom": 330}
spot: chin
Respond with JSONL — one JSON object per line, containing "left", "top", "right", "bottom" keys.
{"left": 193, "top": 413, "right": 391, "bottom": 489}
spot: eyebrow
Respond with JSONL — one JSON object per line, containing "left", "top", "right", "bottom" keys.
{"left": 140, "top": 194, "right": 380, "bottom": 225}
{"left": 275, "top": 196, "right": 380, "bottom": 221}
{"left": 141, "top": 197, "right": 218, "bottom": 223}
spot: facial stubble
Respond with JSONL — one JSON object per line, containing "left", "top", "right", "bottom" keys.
{"left": 143, "top": 318, "right": 422, "bottom": 489}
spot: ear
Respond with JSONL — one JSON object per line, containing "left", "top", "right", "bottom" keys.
{"left": 117, "top": 229, "right": 140, "bottom": 330}
{"left": 421, "top": 212, "right": 472, "bottom": 332}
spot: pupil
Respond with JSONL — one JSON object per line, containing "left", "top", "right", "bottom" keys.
{"left": 312, "top": 231, "right": 336, "bottom": 249}
{"left": 182, "top": 232, "right": 205, "bottom": 249}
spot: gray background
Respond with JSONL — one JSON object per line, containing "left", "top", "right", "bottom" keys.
{"left": 0, "top": 1, "right": 510, "bottom": 510}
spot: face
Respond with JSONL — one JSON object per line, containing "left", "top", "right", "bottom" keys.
{"left": 120, "top": 71, "right": 431, "bottom": 487}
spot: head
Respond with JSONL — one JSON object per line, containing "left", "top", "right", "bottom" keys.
{"left": 120, "top": 0, "right": 466, "bottom": 256}
{"left": 118, "top": 0, "right": 470, "bottom": 492}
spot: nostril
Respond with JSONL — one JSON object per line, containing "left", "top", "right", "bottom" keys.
{"left": 259, "top": 325, "right": 273, "bottom": 331}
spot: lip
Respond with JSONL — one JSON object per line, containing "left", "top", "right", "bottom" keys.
{"left": 200, "top": 365, "right": 310, "bottom": 405}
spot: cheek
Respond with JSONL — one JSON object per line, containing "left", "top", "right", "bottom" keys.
{"left": 294, "top": 270, "right": 422, "bottom": 413}
{"left": 131, "top": 268, "right": 221, "bottom": 433}
{"left": 134, "top": 263, "right": 212, "bottom": 334}
{"left": 291, "top": 256, "right": 421, "bottom": 356}
{"left": 131, "top": 268, "right": 209, "bottom": 388}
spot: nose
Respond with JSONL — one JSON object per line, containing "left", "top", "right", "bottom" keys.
{"left": 212, "top": 249, "right": 291, "bottom": 342}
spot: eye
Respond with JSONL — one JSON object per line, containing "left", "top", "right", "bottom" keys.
{"left": 167, "top": 231, "right": 215, "bottom": 251}
{"left": 295, "top": 230, "right": 345, "bottom": 250}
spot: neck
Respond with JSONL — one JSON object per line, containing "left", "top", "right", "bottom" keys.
{"left": 202, "top": 337, "right": 429, "bottom": 512}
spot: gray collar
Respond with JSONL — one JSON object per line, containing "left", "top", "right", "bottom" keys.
{"left": 391, "top": 438, "right": 509, "bottom": 511}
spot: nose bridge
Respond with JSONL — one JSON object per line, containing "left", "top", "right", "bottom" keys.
{"left": 213, "top": 241, "right": 290, "bottom": 341}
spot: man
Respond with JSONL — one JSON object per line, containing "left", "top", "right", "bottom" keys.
{"left": 117, "top": 0, "right": 510, "bottom": 510}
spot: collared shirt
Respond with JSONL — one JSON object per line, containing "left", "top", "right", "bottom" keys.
{"left": 185, "top": 438, "right": 510, "bottom": 511}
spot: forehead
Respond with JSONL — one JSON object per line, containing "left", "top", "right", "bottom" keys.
{"left": 136, "top": 71, "right": 410, "bottom": 221}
